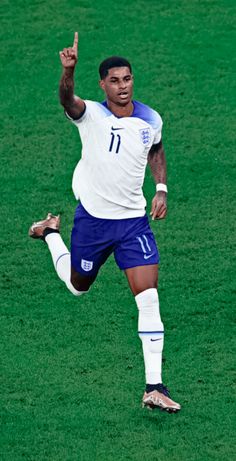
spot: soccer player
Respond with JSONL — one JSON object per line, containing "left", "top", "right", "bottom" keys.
{"left": 29, "top": 32, "right": 181, "bottom": 412}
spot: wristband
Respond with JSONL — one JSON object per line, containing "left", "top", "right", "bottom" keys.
{"left": 156, "top": 183, "right": 168, "bottom": 193}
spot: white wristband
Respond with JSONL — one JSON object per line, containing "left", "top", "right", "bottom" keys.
{"left": 156, "top": 183, "right": 168, "bottom": 193}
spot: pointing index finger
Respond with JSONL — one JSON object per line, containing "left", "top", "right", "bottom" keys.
{"left": 73, "top": 32, "right": 78, "bottom": 54}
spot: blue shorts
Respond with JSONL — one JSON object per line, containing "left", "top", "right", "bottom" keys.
{"left": 71, "top": 203, "right": 160, "bottom": 277}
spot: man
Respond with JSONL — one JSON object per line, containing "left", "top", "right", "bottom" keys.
{"left": 29, "top": 32, "right": 181, "bottom": 412}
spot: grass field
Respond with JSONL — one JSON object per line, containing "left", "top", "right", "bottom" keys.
{"left": 1, "top": 0, "right": 235, "bottom": 460}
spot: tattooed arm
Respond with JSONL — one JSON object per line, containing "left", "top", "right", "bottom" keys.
{"left": 148, "top": 141, "right": 167, "bottom": 220}
{"left": 59, "top": 32, "right": 85, "bottom": 119}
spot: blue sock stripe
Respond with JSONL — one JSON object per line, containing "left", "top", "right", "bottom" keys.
{"left": 138, "top": 331, "right": 164, "bottom": 334}
{"left": 56, "top": 252, "right": 70, "bottom": 268}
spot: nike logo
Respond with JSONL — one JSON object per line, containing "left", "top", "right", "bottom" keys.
{"left": 111, "top": 126, "right": 124, "bottom": 131}
{"left": 150, "top": 338, "right": 162, "bottom": 342}
{"left": 144, "top": 253, "right": 154, "bottom": 260}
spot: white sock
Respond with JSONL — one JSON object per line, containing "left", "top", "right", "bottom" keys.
{"left": 45, "top": 233, "right": 86, "bottom": 296}
{"left": 135, "top": 288, "right": 164, "bottom": 385}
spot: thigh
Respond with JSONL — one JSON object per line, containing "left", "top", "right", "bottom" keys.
{"left": 114, "top": 215, "right": 160, "bottom": 271}
{"left": 125, "top": 264, "right": 158, "bottom": 296}
{"left": 71, "top": 203, "right": 114, "bottom": 280}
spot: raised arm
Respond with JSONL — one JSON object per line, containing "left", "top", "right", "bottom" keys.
{"left": 148, "top": 141, "right": 167, "bottom": 220}
{"left": 59, "top": 32, "right": 85, "bottom": 119}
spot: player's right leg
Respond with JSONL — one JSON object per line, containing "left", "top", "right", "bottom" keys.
{"left": 28, "top": 213, "right": 96, "bottom": 295}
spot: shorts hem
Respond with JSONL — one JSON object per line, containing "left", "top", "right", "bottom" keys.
{"left": 118, "top": 260, "right": 159, "bottom": 271}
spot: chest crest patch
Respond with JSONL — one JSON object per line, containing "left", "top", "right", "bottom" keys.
{"left": 139, "top": 128, "right": 151, "bottom": 145}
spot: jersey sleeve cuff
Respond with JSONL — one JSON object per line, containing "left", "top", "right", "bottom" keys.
{"left": 64, "top": 103, "right": 87, "bottom": 123}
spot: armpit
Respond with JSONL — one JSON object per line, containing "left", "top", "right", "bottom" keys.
{"left": 148, "top": 140, "right": 163, "bottom": 157}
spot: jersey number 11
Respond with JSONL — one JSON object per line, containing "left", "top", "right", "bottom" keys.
{"left": 109, "top": 132, "right": 121, "bottom": 154}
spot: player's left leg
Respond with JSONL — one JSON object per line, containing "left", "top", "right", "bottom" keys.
{"left": 125, "top": 263, "right": 158, "bottom": 296}
{"left": 114, "top": 215, "right": 180, "bottom": 412}
{"left": 125, "top": 264, "right": 180, "bottom": 412}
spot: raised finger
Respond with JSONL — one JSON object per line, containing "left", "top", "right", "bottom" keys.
{"left": 73, "top": 32, "right": 78, "bottom": 55}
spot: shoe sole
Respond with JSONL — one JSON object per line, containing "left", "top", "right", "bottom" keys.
{"left": 143, "top": 403, "right": 180, "bottom": 413}
{"left": 142, "top": 402, "right": 180, "bottom": 413}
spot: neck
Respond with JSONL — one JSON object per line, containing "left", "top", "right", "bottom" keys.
{"left": 107, "top": 100, "right": 134, "bottom": 117}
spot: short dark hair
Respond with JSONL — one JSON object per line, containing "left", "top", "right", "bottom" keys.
{"left": 99, "top": 56, "right": 132, "bottom": 79}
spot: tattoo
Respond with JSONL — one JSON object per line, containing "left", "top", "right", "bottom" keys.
{"left": 148, "top": 141, "right": 167, "bottom": 185}
{"left": 59, "top": 69, "right": 75, "bottom": 108}
{"left": 59, "top": 68, "right": 85, "bottom": 119}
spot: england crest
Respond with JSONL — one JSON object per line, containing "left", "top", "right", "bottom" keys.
{"left": 139, "top": 128, "right": 151, "bottom": 145}
{"left": 81, "top": 259, "right": 94, "bottom": 272}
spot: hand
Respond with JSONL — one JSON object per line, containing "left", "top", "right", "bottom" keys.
{"left": 59, "top": 32, "right": 78, "bottom": 69}
{"left": 150, "top": 191, "right": 167, "bottom": 220}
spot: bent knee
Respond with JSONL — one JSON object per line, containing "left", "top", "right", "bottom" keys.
{"left": 66, "top": 280, "right": 90, "bottom": 296}
{"left": 70, "top": 270, "right": 96, "bottom": 293}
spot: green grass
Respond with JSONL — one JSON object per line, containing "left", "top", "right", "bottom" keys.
{"left": 1, "top": 0, "right": 235, "bottom": 460}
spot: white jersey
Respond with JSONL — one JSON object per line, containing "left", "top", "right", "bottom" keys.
{"left": 67, "top": 99, "right": 163, "bottom": 219}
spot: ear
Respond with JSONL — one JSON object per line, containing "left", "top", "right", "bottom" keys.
{"left": 99, "top": 80, "right": 105, "bottom": 91}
